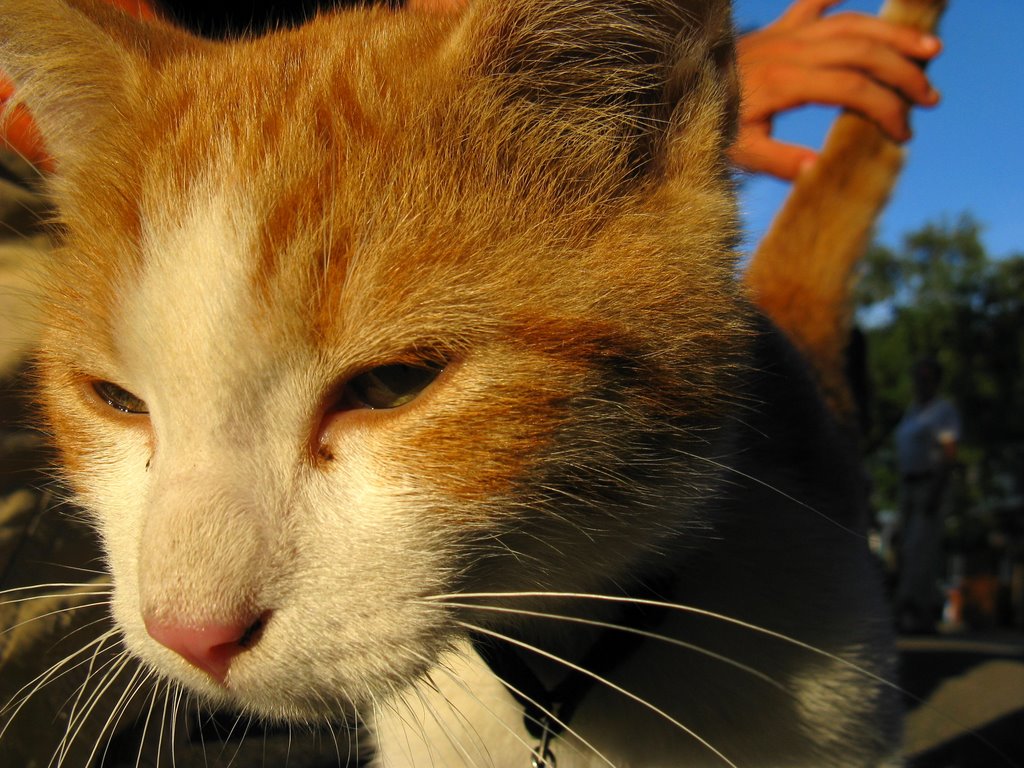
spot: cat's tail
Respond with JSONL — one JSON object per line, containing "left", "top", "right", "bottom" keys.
{"left": 743, "top": 0, "right": 948, "bottom": 422}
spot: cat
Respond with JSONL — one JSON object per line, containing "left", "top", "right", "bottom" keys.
{"left": 0, "top": 0, "right": 902, "bottom": 765}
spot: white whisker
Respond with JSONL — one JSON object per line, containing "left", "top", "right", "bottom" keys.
{"left": 679, "top": 448, "right": 866, "bottom": 540}
{"left": 0, "top": 628, "right": 117, "bottom": 724}
{"left": 459, "top": 621, "right": 739, "bottom": 768}
{"left": 1, "top": 600, "right": 113, "bottom": 636}
{"left": 51, "top": 649, "right": 121, "bottom": 766}
{"left": 434, "top": 590, "right": 893, "bottom": 692}
{"left": 57, "top": 634, "right": 118, "bottom": 762}
{"left": 155, "top": 681, "right": 172, "bottom": 768}
{"left": 0, "top": 581, "right": 109, "bottom": 598}
{"left": 169, "top": 683, "right": 183, "bottom": 768}
{"left": 430, "top": 654, "right": 610, "bottom": 768}
{"left": 92, "top": 662, "right": 152, "bottom": 768}
{"left": 133, "top": 681, "right": 162, "bottom": 768}
{"left": 56, "top": 648, "right": 138, "bottom": 767}
{"left": 431, "top": 598, "right": 790, "bottom": 695}
{"left": 225, "top": 709, "right": 257, "bottom": 768}
{"left": 411, "top": 674, "right": 486, "bottom": 768}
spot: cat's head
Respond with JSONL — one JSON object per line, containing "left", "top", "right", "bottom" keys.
{"left": 2, "top": 0, "right": 745, "bottom": 719}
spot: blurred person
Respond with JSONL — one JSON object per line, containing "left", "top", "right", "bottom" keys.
{"left": 894, "top": 356, "right": 961, "bottom": 633}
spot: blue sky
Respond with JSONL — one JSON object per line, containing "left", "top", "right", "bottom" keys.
{"left": 733, "top": 1, "right": 1023, "bottom": 259}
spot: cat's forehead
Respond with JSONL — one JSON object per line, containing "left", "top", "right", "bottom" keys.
{"left": 51, "top": 19, "right": 459, "bottom": 352}
{"left": 105, "top": 39, "right": 582, "bottom": 345}
{"left": 42, "top": 3, "right": 741, "bottom": 383}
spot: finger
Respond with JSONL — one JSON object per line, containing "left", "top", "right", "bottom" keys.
{"left": 730, "top": 132, "right": 817, "bottom": 181}
{"left": 741, "top": 63, "right": 913, "bottom": 140}
{"left": 801, "top": 38, "right": 940, "bottom": 105}
{"left": 793, "top": 68, "right": 913, "bottom": 141}
{"left": 780, "top": 0, "right": 845, "bottom": 27}
{"left": 813, "top": 13, "right": 942, "bottom": 60}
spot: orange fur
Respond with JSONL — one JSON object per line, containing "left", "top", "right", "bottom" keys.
{"left": 18, "top": 1, "right": 749, "bottom": 517}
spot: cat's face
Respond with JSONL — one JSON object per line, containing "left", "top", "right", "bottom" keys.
{"left": 5, "top": 0, "right": 743, "bottom": 721}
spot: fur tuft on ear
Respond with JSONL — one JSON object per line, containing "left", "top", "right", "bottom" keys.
{"left": 0, "top": 0, "right": 193, "bottom": 174}
{"left": 453, "top": 0, "right": 737, "bottom": 183}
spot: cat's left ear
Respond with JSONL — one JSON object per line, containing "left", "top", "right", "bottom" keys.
{"left": 449, "top": 0, "right": 739, "bottom": 184}
{"left": 0, "top": 0, "right": 193, "bottom": 175}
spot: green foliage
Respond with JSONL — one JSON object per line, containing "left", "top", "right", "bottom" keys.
{"left": 857, "top": 215, "right": 1024, "bottom": 520}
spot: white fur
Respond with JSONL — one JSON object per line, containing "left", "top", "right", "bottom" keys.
{"left": 83, "top": 179, "right": 457, "bottom": 722}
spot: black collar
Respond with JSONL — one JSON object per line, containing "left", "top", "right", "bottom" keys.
{"left": 469, "top": 578, "right": 673, "bottom": 767}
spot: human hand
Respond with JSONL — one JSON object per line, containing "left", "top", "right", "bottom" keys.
{"left": 731, "top": 0, "right": 942, "bottom": 181}
{"left": 1, "top": 0, "right": 156, "bottom": 171}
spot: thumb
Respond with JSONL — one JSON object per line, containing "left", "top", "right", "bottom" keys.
{"left": 730, "top": 133, "right": 817, "bottom": 181}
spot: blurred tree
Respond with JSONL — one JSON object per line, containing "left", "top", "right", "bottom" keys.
{"left": 856, "top": 215, "right": 1024, "bottom": 528}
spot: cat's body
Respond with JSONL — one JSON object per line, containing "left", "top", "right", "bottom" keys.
{"left": 373, "top": 322, "right": 899, "bottom": 767}
{"left": 1, "top": 0, "right": 900, "bottom": 765}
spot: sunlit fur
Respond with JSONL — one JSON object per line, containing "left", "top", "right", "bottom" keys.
{"left": 2, "top": 0, "right": 900, "bottom": 765}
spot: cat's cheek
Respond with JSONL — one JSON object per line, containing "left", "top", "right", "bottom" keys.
{"left": 67, "top": 426, "right": 154, "bottom": 582}
{"left": 58, "top": 420, "right": 224, "bottom": 698}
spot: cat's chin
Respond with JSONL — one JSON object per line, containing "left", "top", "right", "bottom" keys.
{"left": 181, "top": 681, "right": 355, "bottom": 724}
{"left": 200, "top": 686, "right": 362, "bottom": 725}
{"left": 139, "top": 648, "right": 428, "bottom": 723}
{"left": 121, "top": 619, "right": 444, "bottom": 724}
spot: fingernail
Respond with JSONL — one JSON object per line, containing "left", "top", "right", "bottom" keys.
{"left": 920, "top": 35, "right": 941, "bottom": 55}
{"left": 927, "top": 86, "right": 941, "bottom": 104}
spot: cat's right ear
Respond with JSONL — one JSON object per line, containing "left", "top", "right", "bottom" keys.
{"left": 0, "top": 0, "right": 191, "bottom": 175}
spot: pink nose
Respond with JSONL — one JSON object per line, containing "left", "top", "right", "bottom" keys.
{"left": 145, "top": 615, "right": 266, "bottom": 683}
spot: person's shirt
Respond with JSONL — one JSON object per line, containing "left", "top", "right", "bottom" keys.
{"left": 895, "top": 396, "right": 960, "bottom": 476}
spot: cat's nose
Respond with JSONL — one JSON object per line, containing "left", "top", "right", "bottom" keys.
{"left": 144, "top": 613, "right": 267, "bottom": 683}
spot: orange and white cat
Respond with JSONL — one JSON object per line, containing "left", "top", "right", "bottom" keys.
{"left": 1, "top": 0, "right": 900, "bottom": 765}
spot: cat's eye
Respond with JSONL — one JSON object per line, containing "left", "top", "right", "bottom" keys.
{"left": 92, "top": 380, "right": 149, "bottom": 415}
{"left": 343, "top": 362, "right": 442, "bottom": 410}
